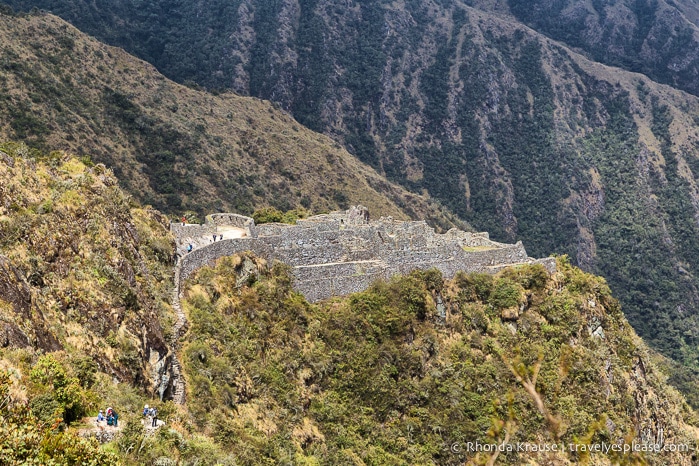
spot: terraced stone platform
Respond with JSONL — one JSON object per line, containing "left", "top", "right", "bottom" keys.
{"left": 173, "top": 206, "right": 555, "bottom": 302}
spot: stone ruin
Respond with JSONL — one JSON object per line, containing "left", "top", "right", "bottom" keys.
{"left": 173, "top": 206, "right": 556, "bottom": 302}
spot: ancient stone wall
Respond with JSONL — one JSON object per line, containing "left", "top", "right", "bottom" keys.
{"left": 179, "top": 238, "right": 274, "bottom": 282}
{"left": 174, "top": 207, "right": 556, "bottom": 302}
{"left": 169, "top": 223, "right": 215, "bottom": 239}
{"left": 255, "top": 223, "right": 296, "bottom": 237}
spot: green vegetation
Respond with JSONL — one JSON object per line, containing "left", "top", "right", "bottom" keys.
{"left": 508, "top": 0, "right": 699, "bottom": 96}
{"left": 0, "top": 362, "right": 117, "bottom": 465}
{"left": 0, "top": 346, "right": 214, "bottom": 465}
{"left": 0, "top": 142, "right": 175, "bottom": 389}
{"left": 4, "top": 0, "right": 699, "bottom": 436}
{"left": 251, "top": 206, "right": 309, "bottom": 224}
{"left": 0, "top": 12, "right": 455, "bottom": 226}
{"left": 0, "top": 138, "right": 697, "bottom": 464}
{"left": 166, "top": 254, "right": 696, "bottom": 464}
{"left": 101, "top": 87, "right": 198, "bottom": 211}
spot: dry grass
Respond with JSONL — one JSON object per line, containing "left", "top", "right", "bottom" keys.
{"left": 0, "top": 14, "right": 458, "bottom": 228}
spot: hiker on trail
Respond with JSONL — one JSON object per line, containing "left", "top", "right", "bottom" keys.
{"left": 105, "top": 407, "right": 119, "bottom": 427}
{"left": 213, "top": 234, "right": 217, "bottom": 242}
{"left": 219, "top": 234, "right": 223, "bottom": 241}
{"left": 181, "top": 216, "right": 186, "bottom": 226}
{"left": 151, "top": 407, "right": 158, "bottom": 427}
{"left": 143, "top": 404, "right": 149, "bottom": 417}
{"left": 187, "top": 244, "right": 193, "bottom": 253}
{"left": 97, "top": 410, "right": 104, "bottom": 422}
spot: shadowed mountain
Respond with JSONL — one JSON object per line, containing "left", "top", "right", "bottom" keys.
{"left": 3, "top": 3, "right": 699, "bottom": 397}
{"left": 0, "top": 10, "right": 461, "bottom": 230}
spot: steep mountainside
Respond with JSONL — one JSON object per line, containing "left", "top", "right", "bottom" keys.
{"left": 11, "top": 0, "right": 699, "bottom": 97}
{"left": 0, "top": 11, "right": 461, "bottom": 231}
{"left": 3, "top": 139, "right": 695, "bottom": 464}
{"left": 163, "top": 255, "right": 697, "bottom": 465}
{"left": 3, "top": 204, "right": 697, "bottom": 464}
{"left": 4, "top": 3, "right": 699, "bottom": 382}
{"left": 0, "top": 142, "right": 175, "bottom": 396}
{"left": 505, "top": 0, "right": 699, "bottom": 96}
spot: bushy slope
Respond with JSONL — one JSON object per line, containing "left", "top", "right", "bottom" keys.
{"left": 164, "top": 254, "right": 697, "bottom": 465}
{"left": 0, "top": 369, "right": 117, "bottom": 464}
{"left": 505, "top": 0, "right": 699, "bottom": 96}
{"left": 0, "top": 142, "right": 174, "bottom": 393}
{"left": 0, "top": 11, "right": 460, "bottom": 231}
{"left": 0, "top": 140, "right": 696, "bottom": 464}
{"left": 11, "top": 0, "right": 699, "bottom": 96}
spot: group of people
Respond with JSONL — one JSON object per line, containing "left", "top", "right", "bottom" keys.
{"left": 143, "top": 404, "right": 158, "bottom": 427}
{"left": 96, "top": 407, "right": 119, "bottom": 427}
{"left": 176, "top": 215, "right": 225, "bottom": 254}
{"left": 95, "top": 405, "right": 161, "bottom": 428}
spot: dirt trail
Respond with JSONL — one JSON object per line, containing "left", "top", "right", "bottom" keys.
{"left": 216, "top": 226, "right": 247, "bottom": 239}
{"left": 77, "top": 416, "right": 166, "bottom": 443}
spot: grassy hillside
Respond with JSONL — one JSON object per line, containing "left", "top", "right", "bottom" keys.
{"left": 0, "top": 141, "right": 696, "bottom": 464}
{"left": 0, "top": 142, "right": 175, "bottom": 390}
{"left": 0, "top": 10, "right": 461, "bottom": 231}
{"left": 0, "top": 142, "right": 178, "bottom": 462}
{"left": 158, "top": 254, "right": 696, "bottom": 465}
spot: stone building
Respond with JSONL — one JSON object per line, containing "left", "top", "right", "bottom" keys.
{"left": 174, "top": 206, "right": 556, "bottom": 302}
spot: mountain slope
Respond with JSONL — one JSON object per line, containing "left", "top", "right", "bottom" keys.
{"left": 3, "top": 139, "right": 695, "bottom": 464}
{"left": 12, "top": 0, "right": 699, "bottom": 97}
{"left": 0, "top": 10, "right": 461, "bottom": 231}
{"left": 0, "top": 142, "right": 174, "bottom": 394}
{"left": 504, "top": 0, "right": 699, "bottom": 96}
{"left": 165, "top": 255, "right": 698, "bottom": 465}
{"left": 4, "top": 2, "right": 699, "bottom": 394}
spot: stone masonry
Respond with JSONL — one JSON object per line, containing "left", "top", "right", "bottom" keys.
{"left": 174, "top": 206, "right": 556, "bottom": 302}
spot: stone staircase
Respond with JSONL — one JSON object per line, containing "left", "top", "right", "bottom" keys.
{"left": 168, "top": 263, "right": 187, "bottom": 405}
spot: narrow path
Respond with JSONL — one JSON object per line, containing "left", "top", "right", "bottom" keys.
{"left": 77, "top": 416, "right": 165, "bottom": 443}
{"left": 76, "top": 417, "right": 122, "bottom": 443}
{"left": 175, "top": 225, "right": 246, "bottom": 256}
{"left": 169, "top": 262, "right": 187, "bottom": 405}
{"left": 167, "top": 226, "right": 246, "bottom": 404}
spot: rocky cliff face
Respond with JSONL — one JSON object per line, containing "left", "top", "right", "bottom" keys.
{"left": 0, "top": 143, "right": 175, "bottom": 395}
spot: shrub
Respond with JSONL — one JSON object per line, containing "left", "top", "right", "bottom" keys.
{"left": 252, "top": 206, "right": 308, "bottom": 224}
{"left": 30, "top": 354, "right": 88, "bottom": 424}
{"left": 454, "top": 272, "right": 493, "bottom": 302}
{"left": 500, "top": 263, "right": 548, "bottom": 291}
{"left": 412, "top": 268, "right": 444, "bottom": 293}
{"left": 489, "top": 278, "right": 524, "bottom": 311}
